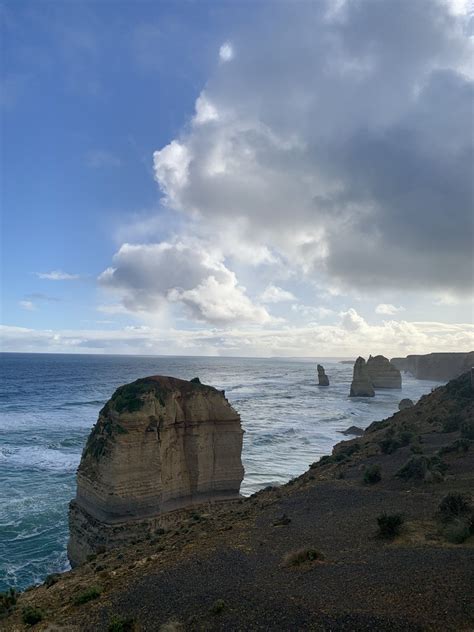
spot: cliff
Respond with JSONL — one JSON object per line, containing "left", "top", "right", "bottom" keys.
{"left": 391, "top": 351, "right": 474, "bottom": 381}
{"left": 68, "top": 376, "right": 244, "bottom": 566}
{"left": 349, "top": 356, "right": 375, "bottom": 397}
{"left": 366, "top": 355, "right": 401, "bottom": 388}
{"left": 3, "top": 373, "right": 473, "bottom": 631}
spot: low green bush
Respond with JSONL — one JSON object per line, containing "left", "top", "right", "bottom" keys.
{"left": 0, "top": 588, "right": 17, "bottom": 617}
{"left": 209, "top": 599, "right": 226, "bottom": 615}
{"left": 438, "top": 493, "right": 472, "bottom": 522}
{"left": 461, "top": 420, "right": 474, "bottom": 440}
{"left": 377, "top": 512, "right": 404, "bottom": 539}
{"left": 108, "top": 615, "right": 136, "bottom": 631}
{"left": 442, "top": 416, "right": 462, "bottom": 433}
{"left": 443, "top": 519, "right": 472, "bottom": 544}
{"left": 22, "top": 606, "right": 43, "bottom": 625}
{"left": 74, "top": 586, "right": 102, "bottom": 606}
{"left": 363, "top": 464, "right": 381, "bottom": 485}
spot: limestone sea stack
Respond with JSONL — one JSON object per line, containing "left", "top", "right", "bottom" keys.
{"left": 366, "top": 355, "right": 402, "bottom": 389}
{"left": 317, "top": 364, "right": 329, "bottom": 386}
{"left": 349, "top": 357, "right": 375, "bottom": 397}
{"left": 68, "top": 376, "right": 244, "bottom": 566}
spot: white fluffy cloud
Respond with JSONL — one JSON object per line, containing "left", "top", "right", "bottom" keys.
{"left": 260, "top": 285, "right": 295, "bottom": 303}
{"left": 98, "top": 241, "right": 271, "bottom": 325}
{"left": 376, "top": 303, "right": 406, "bottom": 315}
{"left": 37, "top": 270, "right": 79, "bottom": 281}
{"left": 152, "top": 0, "right": 473, "bottom": 295}
{"left": 219, "top": 42, "right": 234, "bottom": 62}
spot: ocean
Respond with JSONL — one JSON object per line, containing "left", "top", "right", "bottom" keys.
{"left": 0, "top": 352, "right": 441, "bottom": 592}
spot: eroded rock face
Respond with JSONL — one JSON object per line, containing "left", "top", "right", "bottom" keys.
{"left": 68, "top": 376, "right": 244, "bottom": 566}
{"left": 391, "top": 352, "right": 474, "bottom": 381}
{"left": 349, "top": 357, "right": 375, "bottom": 397}
{"left": 317, "top": 364, "right": 329, "bottom": 386}
{"left": 367, "top": 355, "right": 401, "bottom": 389}
{"left": 399, "top": 398, "right": 414, "bottom": 411}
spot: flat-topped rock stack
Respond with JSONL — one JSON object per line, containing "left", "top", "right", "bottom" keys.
{"left": 349, "top": 357, "right": 375, "bottom": 397}
{"left": 68, "top": 376, "right": 244, "bottom": 566}
{"left": 317, "top": 364, "right": 329, "bottom": 386}
{"left": 367, "top": 355, "right": 401, "bottom": 388}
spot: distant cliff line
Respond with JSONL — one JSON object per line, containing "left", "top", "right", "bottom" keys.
{"left": 391, "top": 351, "right": 474, "bottom": 381}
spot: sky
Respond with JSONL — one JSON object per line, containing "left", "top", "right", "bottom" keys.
{"left": 1, "top": 0, "right": 473, "bottom": 357}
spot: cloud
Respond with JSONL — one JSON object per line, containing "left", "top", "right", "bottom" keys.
{"left": 260, "top": 285, "right": 296, "bottom": 303}
{"left": 37, "top": 270, "right": 79, "bottom": 280}
{"left": 219, "top": 42, "right": 234, "bottom": 62}
{"left": 19, "top": 300, "right": 36, "bottom": 311}
{"left": 1, "top": 315, "right": 472, "bottom": 357}
{"left": 151, "top": 0, "right": 473, "bottom": 296}
{"left": 86, "top": 150, "right": 121, "bottom": 168}
{"left": 376, "top": 303, "right": 406, "bottom": 315}
{"left": 98, "top": 241, "right": 271, "bottom": 325}
{"left": 291, "top": 304, "right": 335, "bottom": 320}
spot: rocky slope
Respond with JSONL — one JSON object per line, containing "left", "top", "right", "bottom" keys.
{"left": 367, "top": 355, "right": 401, "bottom": 388}
{"left": 68, "top": 376, "right": 244, "bottom": 566}
{"left": 391, "top": 351, "right": 474, "bottom": 381}
{"left": 2, "top": 372, "right": 473, "bottom": 631}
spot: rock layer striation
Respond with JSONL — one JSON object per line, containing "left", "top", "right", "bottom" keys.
{"left": 68, "top": 376, "right": 244, "bottom": 566}
{"left": 367, "top": 355, "right": 401, "bottom": 389}
{"left": 349, "top": 357, "right": 375, "bottom": 397}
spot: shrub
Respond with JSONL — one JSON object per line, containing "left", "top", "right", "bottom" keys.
{"left": 335, "top": 443, "right": 360, "bottom": 460}
{"left": 363, "top": 464, "right": 381, "bottom": 485}
{"left": 209, "top": 599, "right": 226, "bottom": 615}
{"left": 438, "top": 438, "right": 472, "bottom": 456}
{"left": 74, "top": 586, "right": 102, "bottom": 605}
{"left": 377, "top": 512, "right": 404, "bottom": 539}
{"left": 190, "top": 377, "right": 201, "bottom": 384}
{"left": 461, "top": 420, "right": 474, "bottom": 440}
{"left": 438, "top": 493, "right": 472, "bottom": 522}
{"left": 108, "top": 615, "right": 136, "bottom": 631}
{"left": 45, "top": 573, "right": 59, "bottom": 588}
{"left": 396, "top": 456, "right": 428, "bottom": 480}
{"left": 282, "top": 547, "right": 324, "bottom": 567}
{"left": 443, "top": 519, "right": 472, "bottom": 544}
{"left": 380, "top": 438, "right": 401, "bottom": 455}
{"left": 0, "top": 588, "right": 17, "bottom": 617}
{"left": 398, "top": 431, "right": 414, "bottom": 446}
{"left": 442, "top": 416, "right": 461, "bottom": 433}
{"left": 22, "top": 606, "right": 43, "bottom": 625}
{"left": 410, "top": 444, "right": 423, "bottom": 454}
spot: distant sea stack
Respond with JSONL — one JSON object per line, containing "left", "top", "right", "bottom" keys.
{"left": 391, "top": 351, "right": 474, "bottom": 382}
{"left": 68, "top": 376, "right": 244, "bottom": 566}
{"left": 317, "top": 364, "right": 329, "bottom": 386}
{"left": 349, "top": 357, "right": 375, "bottom": 397}
{"left": 366, "top": 355, "right": 402, "bottom": 389}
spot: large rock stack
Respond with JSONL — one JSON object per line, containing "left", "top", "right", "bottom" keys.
{"left": 68, "top": 376, "right": 244, "bottom": 566}
{"left": 317, "top": 364, "right": 330, "bottom": 386}
{"left": 349, "top": 357, "right": 375, "bottom": 397}
{"left": 367, "top": 355, "right": 401, "bottom": 388}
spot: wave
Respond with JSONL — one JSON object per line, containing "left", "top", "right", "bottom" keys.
{"left": 0, "top": 445, "right": 80, "bottom": 473}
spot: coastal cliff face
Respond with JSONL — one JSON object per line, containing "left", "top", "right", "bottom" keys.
{"left": 391, "top": 351, "right": 474, "bottom": 381}
{"left": 68, "top": 376, "right": 244, "bottom": 566}
{"left": 366, "top": 355, "right": 401, "bottom": 388}
{"left": 349, "top": 357, "right": 375, "bottom": 397}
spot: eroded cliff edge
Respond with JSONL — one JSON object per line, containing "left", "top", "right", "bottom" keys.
{"left": 68, "top": 376, "right": 244, "bottom": 566}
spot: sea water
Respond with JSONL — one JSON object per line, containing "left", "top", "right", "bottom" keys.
{"left": 0, "top": 353, "right": 441, "bottom": 591}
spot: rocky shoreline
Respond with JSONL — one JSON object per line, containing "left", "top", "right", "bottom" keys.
{"left": 2, "top": 370, "right": 473, "bottom": 631}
